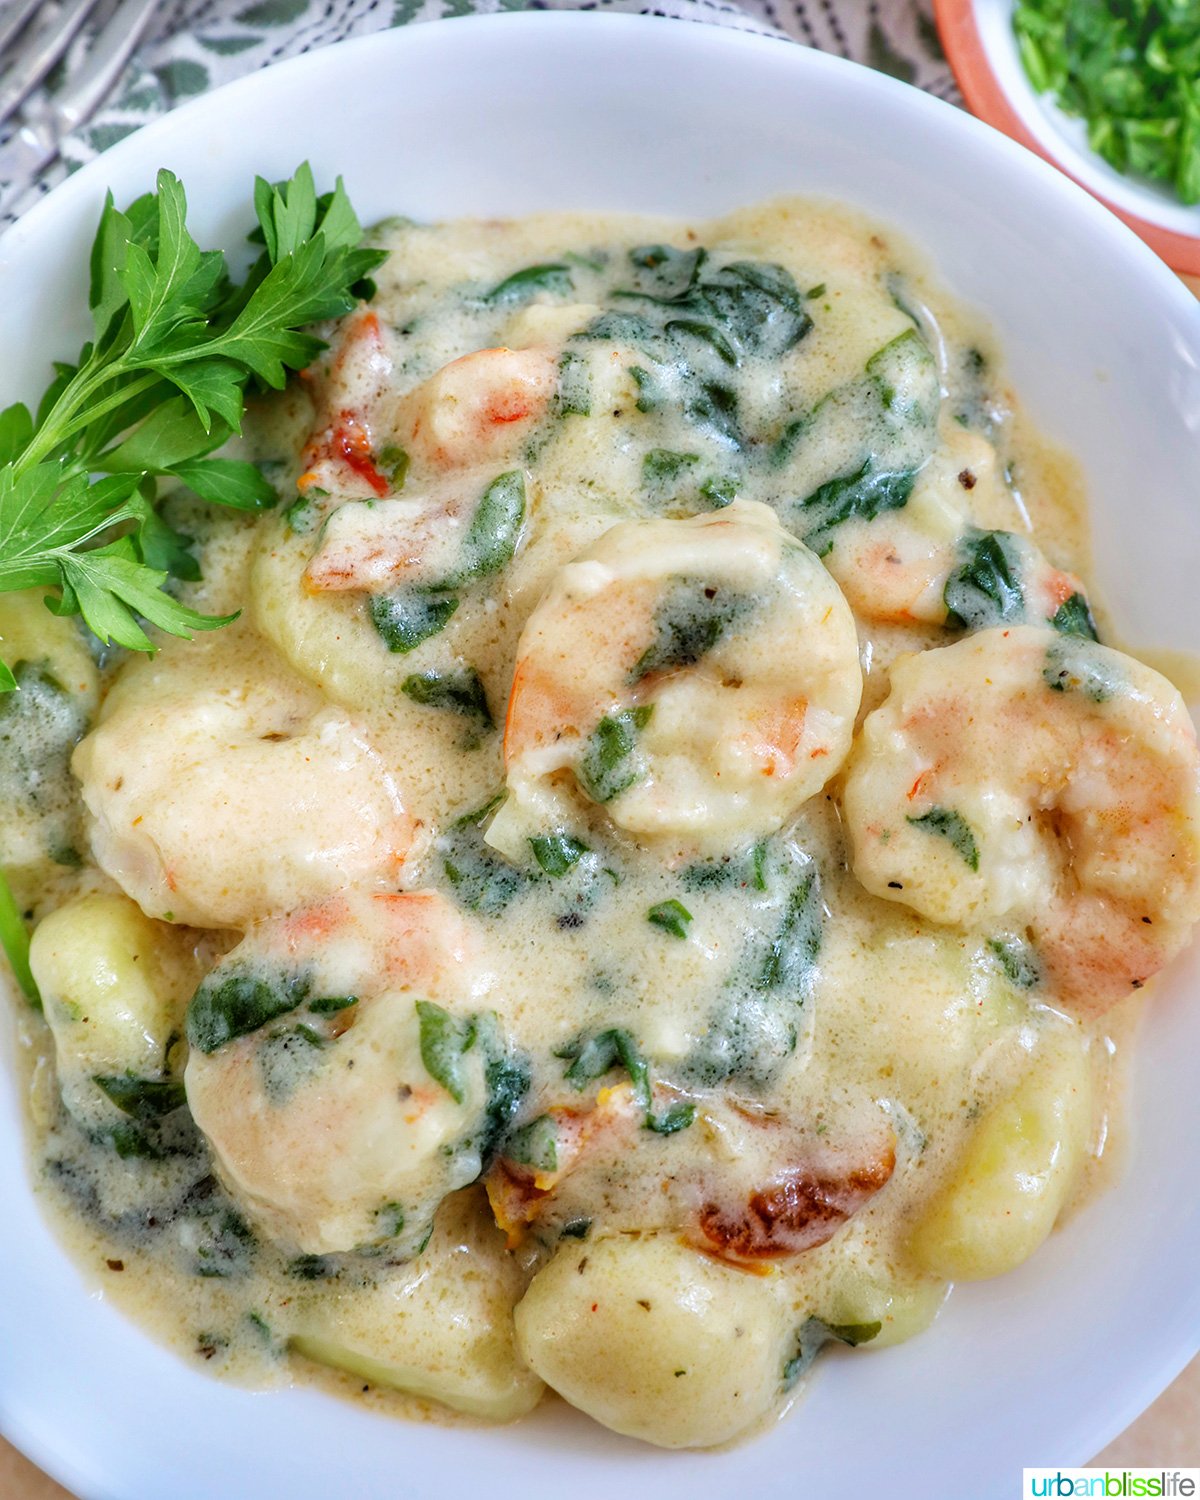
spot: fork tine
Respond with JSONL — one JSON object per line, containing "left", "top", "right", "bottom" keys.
{"left": 53, "top": 0, "right": 162, "bottom": 132}
{"left": 0, "top": 0, "right": 44, "bottom": 63}
{"left": 0, "top": 0, "right": 162, "bottom": 221}
{"left": 0, "top": 0, "right": 103, "bottom": 131}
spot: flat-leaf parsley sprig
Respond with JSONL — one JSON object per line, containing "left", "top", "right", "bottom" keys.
{"left": 0, "top": 163, "right": 386, "bottom": 675}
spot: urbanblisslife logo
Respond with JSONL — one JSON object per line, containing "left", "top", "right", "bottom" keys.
{"left": 1024, "top": 1472, "right": 1199, "bottom": 1498}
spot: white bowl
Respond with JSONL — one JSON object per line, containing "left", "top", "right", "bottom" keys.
{"left": 2, "top": 14, "right": 1199, "bottom": 1499}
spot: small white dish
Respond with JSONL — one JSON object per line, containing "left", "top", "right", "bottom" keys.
{"left": 1, "top": 14, "right": 1199, "bottom": 1499}
{"left": 936, "top": 0, "right": 1200, "bottom": 275}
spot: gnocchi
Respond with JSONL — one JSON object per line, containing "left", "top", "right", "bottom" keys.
{"left": 6, "top": 196, "right": 1195, "bottom": 1453}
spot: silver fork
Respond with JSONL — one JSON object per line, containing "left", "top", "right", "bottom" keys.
{"left": 0, "top": 0, "right": 163, "bottom": 219}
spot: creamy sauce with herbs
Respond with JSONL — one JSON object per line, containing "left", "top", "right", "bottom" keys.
{"left": 6, "top": 198, "right": 1194, "bottom": 1451}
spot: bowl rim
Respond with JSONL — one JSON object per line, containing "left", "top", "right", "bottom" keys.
{"left": 933, "top": 0, "right": 1200, "bottom": 276}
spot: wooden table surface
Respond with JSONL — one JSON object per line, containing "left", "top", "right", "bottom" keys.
{"left": 2, "top": 1354, "right": 1197, "bottom": 1495}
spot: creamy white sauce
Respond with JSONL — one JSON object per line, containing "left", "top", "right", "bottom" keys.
{"left": 3, "top": 197, "right": 1180, "bottom": 1451}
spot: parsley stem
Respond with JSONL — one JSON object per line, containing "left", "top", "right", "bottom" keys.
{"left": 0, "top": 866, "right": 40, "bottom": 1009}
{"left": 18, "top": 364, "right": 160, "bottom": 472}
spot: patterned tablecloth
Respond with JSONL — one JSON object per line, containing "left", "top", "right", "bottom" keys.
{"left": 0, "top": 0, "right": 1195, "bottom": 1492}
{"left": 21, "top": 0, "right": 956, "bottom": 190}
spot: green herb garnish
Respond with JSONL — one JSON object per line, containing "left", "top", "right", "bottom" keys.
{"left": 1013, "top": 0, "right": 1200, "bottom": 205}
{"left": 0, "top": 164, "right": 383, "bottom": 661}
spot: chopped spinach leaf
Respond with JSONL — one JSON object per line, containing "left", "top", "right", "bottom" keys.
{"left": 683, "top": 375, "right": 741, "bottom": 449}
{"left": 906, "top": 807, "right": 980, "bottom": 871}
{"left": 632, "top": 580, "right": 747, "bottom": 681}
{"left": 700, "top": 474, "right": 737, "bottom": 508}
{"left": 758, "top": 870, "right": 823, "bottom": 991}
{"left": 628, "top": 364, "right": 662, "bottom": 411}
{"left": 186, "top": 1207, "right": 256, "bottom": 1280}
{"left": 576, "top": 310, "right": 660, "bottom": 348}
{"left": 529, "top": 833, "right": 590, "bottom": 877}
{"left": 618, "top": 244, "right": 707, "bottom": 301}
{"left": 680, "top": 844, "right": 763, "bottom": 893}
{"left": 441, "top": 814, "right": 531, "bottom": 915}
{"left": 866, "top": 328, "right": 936, "bottom": 415}
{"left": 783, "top": 1318, "right": 881, "bottom": 1388}
{"left": 988, "top": 936, "right": 1041, "bottom": 990}
{"left": 642, "top": 449, "right": 701, "bottom": 487}
{"left": 283, "top": 493, "right": 318, "bottom": 533}
{"left": 1051, "top": 590, "right": 1099, "bottom": 640}
{"left": 557, "top": 1026, "right": 692, "bottom": 1136}
{"left": 645, "top": 1100, "right": 696, "bottom": 1134}
{"left": 287, "top": 1254, "right": 333, "bottom": 1281}
{"left": 187, "top": 967, "right": 312, "bottom": 1054}
{"left": 577, "top": 704, "right": 653, "bottom": 804}
{"left": 506, "top": 1114, "right": 558, "bottom": 1173}
{"left": 415, "top": 999, "right": 476, "bottom": 1105}
{"left": 647, "top": 899, "right": 693, "bottom": 940}
{"left": 665, "top": 318, "right": 739, "bottom": 365}
{"left": 256, "top": 1023, "right": 326, "bottom": 1105}
{"left": 559, "top": 1027, "right": 646, "bottom": 1097}
{"left": 401, "top": 668, "right": 493, "bottom": 730}
{"left": 375, "top": 1202, "right": 406, "bottom": 1238}
{"left": 557, "top": 350, "right": 591, "bottom": 417}
{"left": 92, "top": 1074, "right": 188, "bottom": 1122}
{"left": 368, "top": 591, "right": 458, "bottom": 653}
{"left": 685, "top": 990, "right": 799, "bottom": 1090}
{"left": 696, "top": 260, "right": 812, "bottom": 359}
{"left": 307, "top": 994, "right": 358, "bottom": 1015}
{"left": 943, "top": 529, "right": 1024, "bottom": 631}
{"left": 377, "top": 445, "right": 409, "bottom": 490}
{"left": 797, "top": 461, "right": 918, "bottom": 557}
{"left": 1042, "top": 638, "right": 1118, "bottom": 703}
{"left": 433, "top": 470, "right": 525, "bottom": 586}
{"left": 483, "top": 262, "right": 574, "bottom": 304}
{"left": 453, "top": 792, "right": 505, "bottom": 829}
{"left": 479, "top": 1025, "right": 531, "bottom": 1159}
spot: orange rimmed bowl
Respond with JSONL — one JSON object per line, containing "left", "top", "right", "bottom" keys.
{"left": 935, "top": 0, "right": 1200, "bottom": 277}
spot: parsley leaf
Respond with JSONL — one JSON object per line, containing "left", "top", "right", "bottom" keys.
{"left": 0, "top": 163, "right": 384, "bottom": 673}
{"left": 1013, "top": 0, "right": 1200, "bottom": 206}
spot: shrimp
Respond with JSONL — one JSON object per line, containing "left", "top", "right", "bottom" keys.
{"left": 73, "top": 682, "right": 413, "bottom": 930}
{"left": 396, "top": 347, "right": 558, "bottom": 471}
{"left": 841, "top": 625, "right": 1200, "bottom": 1013}
{"left": 821, "top": 441, "right": 1092, "bottom": 631}
{"left": 499, "top": 499, "right": 862, "bottom": 847}
{"left": 302, "top": 467, "right": 526, "bottom": 597}
{"left": 185, "top": 891, "right": 505, "bottom": 1256}
{"left": 297, "top": 310, "right": 399, "bottom": 500}
{"left": 486, "top": 1081, "right": 895, "bottom": 1266}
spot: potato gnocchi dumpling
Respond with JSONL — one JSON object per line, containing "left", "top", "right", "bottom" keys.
{"left": 7, "top": 197, "right": 1197, "bottom": 1453}
{"left": 514, "top": 1234, "right": 791, "bottom": 1448}
{"left": 291, "top": 1190, "right": 544, "bottom": 1420}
